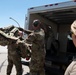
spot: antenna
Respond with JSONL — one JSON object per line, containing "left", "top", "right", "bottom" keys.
{"left": 9, "top": 17, "right": 20, "bottom": 27}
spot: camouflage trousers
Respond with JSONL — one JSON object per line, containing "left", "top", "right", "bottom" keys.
{"left": 7, "top": 56, "right": 23, "bottom": 75}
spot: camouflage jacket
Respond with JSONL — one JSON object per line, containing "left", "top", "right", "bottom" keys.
{"left": 0, "top": 30, "right": 29, "bottom": 58}
{"left": 25, "top": 28, "right": 46, "bottom": 71}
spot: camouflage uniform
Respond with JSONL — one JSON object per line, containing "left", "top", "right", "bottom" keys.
{"left": 7, "top": 41, "right": 23, "bottom": 75}
{"left": 0, "top": 28, "right": 28, "bottom": 75}
{"left": 44, "top": 26, "right": 59, "bottom": 55}
{"left": 7, "top": 38, "right": 29, "bottom": 75}
{"left": 26, "top": 28, "right": 45, "bottom": 75}
{"left": 44, "top": 26, "right": 55, "bottom": 50}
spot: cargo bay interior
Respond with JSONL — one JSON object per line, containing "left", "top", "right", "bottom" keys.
{"left": 28, "top": 8, "right": 76, "bottom": 75}
{"left": 29, "top": 8, "right": 76, "bottom": 54}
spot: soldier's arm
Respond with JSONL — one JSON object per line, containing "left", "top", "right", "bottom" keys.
{"left": 18, "top": 27, "right": 32, "bottom": 34}
{"left": 0, "top": 25, "right": 15, "bottom": 33}
{"left": 0, "top": 30, "right": 18, "bottom": 45}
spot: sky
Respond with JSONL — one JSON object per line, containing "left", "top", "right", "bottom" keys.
{"left": 0, "top": 0, "right": 71, "bottom": 29}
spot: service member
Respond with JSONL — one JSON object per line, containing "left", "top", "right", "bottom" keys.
{"left": 25, "top": 19, "right": 46, "bottom": 75}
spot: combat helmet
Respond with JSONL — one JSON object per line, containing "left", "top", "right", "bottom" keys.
{"left": 33, "top": 19, "right": 41, "bottom": 27}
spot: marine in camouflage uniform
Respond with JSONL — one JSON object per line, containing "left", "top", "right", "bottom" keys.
{"left": 43, "top": 25, "right": 59, "bottom": 55}
{"left": 0, "top": 26, "right": 29, "bottom": 75}
{"left": 7, "top": 40, "right": 23, "bottom": 75}
{"left": 25, "top": 19, "right": 46, "bottom": 75}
